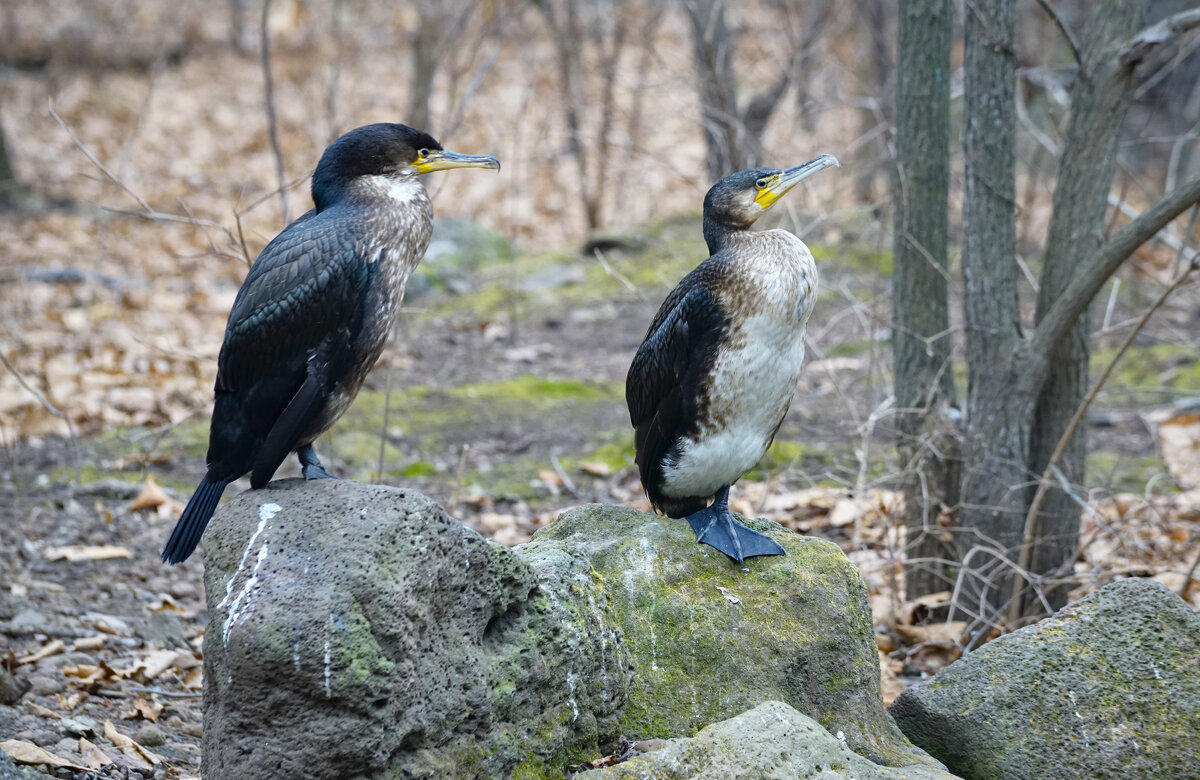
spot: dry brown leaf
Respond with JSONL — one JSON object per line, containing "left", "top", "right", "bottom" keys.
{"left": 536, "top": 469, "right": 562, "bottom": 485}
{"left": 58, "top": 691, "right": 87, "bottom": 710}
{"left": 715, "top": 586, "right": 741, "bottom": 605}
{"left": 1, "top": 739, "right": 88, "bottom": 771}
{"left": 133, "top": 698, "right": 163, "bottom": 722}
{"left": 72, "top": 635, "right": 106, "bottom": 652}
{"left": 43, "top": 545, "right": 131, "bottom": 562}
{"left": 104, "top": 720, "right": 161, "bottom": 766}
{"left": 580, "top": 461, "right": 612, "bottom": 477}
{"left": 141, "top": 649, "right": 182, "bottom": 680}
{"left": 879, "top": 651, "right": 905, "bottom": 706}
{"left": 895, "top": 620, "right": 967, "bottom": 645}
{"left": 16, "top": 639, "right": 65, "bottom": 665}
{"left": 182, "top": 666, "right": 203, "bottom": 690}
{"left": 25, "top": 701, "right": 58, "bottom": 719}
{"left": 1159, "top": 412, "right": 1200, "bottom": 489}
{"left": 127, "top": 474, "right": 169, "bottom": 512}
{"left": 79, "top": 737, "right": 111, "bottom": 771}
{"left": 897, "top": 591, "right": 952, "bottom": 626}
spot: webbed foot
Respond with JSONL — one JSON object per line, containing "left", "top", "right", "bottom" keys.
{"left": 298, "top": 444, "right": 337, "bottom": 480}
{"left": 684, "top": 486, "right": 785, "bottom": 564}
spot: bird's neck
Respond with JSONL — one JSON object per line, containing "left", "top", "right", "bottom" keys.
{"left": 702, "top": 216, "right": 755, "bottom": 255}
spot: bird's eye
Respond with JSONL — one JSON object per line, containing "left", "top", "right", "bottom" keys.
{"left": 417, "top": 148, "right": 431, "bottom": 160}
{"left": 755, "top": 178, "right": 768, "bottom": 189}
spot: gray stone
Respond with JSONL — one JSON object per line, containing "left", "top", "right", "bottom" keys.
{"left": 589, "top": 701, "right": 961, "bottom": 780}
{"left": 9, "top": 610, "right": 46, "bottom": 633}
{"left": 24, "top": 675, "right": 62, "bottom": 698}
{"left": 0, "top": 668, "right": 30, "bottom": 704}
{"left": 528, "top": 504, "right": 939, "bottom": 770}
{"left": 0, "top": 748, "right": 49, "bottom": 780}
{"left": 139, "top": 611, "right": 190, "bottom": 650}
{"left": 133, "top": 724, "right": 166, "bottom": 747}
{"left": 890, "top": 578, "right": 1200, "bottom": 779}
{"left": 202, "top": 479, "right": 631, "bottom": 780}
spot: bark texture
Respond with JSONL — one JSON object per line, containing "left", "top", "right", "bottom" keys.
{"left": 893, "top": 0, "right": 958, "bottom": 600}
{"left": 1026, "top": 0, "right": 1147, "bottom": 615}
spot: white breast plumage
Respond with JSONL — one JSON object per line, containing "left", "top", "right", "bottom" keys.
{"left": 660, "top": 230, "right": 818, "bottom": 499}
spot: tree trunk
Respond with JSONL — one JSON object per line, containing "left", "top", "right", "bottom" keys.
{"left": 893, "top": 0, "right": 959, "bottom": 600}
{"left": 958, "top": 0, "right": 1023, "bottom": 627}
{"left": 0, "top": 116, "right": 16, "bottom": 205}
{"left": 685, "top": 0, "right": 739, "bottom": 181}
{"left": 1026, "top": 0, "right": 1147, "bottom": 617}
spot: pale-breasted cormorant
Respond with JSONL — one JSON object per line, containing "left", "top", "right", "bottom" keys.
{"left": 162, "top": 123, "right": 499, "bottom": 564}
{"left": 625, "top": 154, "right": 839, "bottom": 563}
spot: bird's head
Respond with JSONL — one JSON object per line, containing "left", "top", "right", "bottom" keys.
{"left": 312, "top": 123, "right": 500, "bottom": 211}
{"left": 702, "top": 154, "right": 839, "bottom": 251}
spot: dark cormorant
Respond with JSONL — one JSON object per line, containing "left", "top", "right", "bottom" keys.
{"left": 162, "top": 123, "right": 499, "bottom": 564}
{"left": 625, "top": 154, "right": 838, "bottom": 564}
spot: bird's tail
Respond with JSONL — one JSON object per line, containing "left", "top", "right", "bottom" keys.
{"left": 161, "top": 477, "right": 230, "bottom": 564}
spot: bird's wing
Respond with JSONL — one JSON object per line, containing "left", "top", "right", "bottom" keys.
{"left": 216, "top": 210, "right": 371, "bottom": 393}
{"left": 626, "top": 264, "right": 726, "bottom": 494}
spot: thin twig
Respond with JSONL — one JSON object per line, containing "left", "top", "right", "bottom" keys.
{"left": 260, "top": 0, "right": 290, "bottom": 225}
{"left": 1033, "top": 0, "right": 1081, "bottom": 65}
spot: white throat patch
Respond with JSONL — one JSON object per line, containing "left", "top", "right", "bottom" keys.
{"left": 367, "top": 174, "right": 425, "bottom": 206}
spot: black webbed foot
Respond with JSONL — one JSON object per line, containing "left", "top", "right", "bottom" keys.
{"left": 684, "top": 486, "right": 786, "bottom": 564}
{"left": 298, "top": 444, "right": 337, "bottom": 481}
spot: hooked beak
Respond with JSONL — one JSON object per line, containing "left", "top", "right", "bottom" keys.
{"left": 753, "top": 153, "right": 839, "bottom": 211}
{"left": 413, "top": 149, "right": 501, "bottom": 175}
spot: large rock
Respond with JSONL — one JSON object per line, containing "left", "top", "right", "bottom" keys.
{"left": 890, "top": 578, "right": 1200, "bottom": 779}
{"left": 590, "top": 701, "right": 959, "bottom": 780}
{"left": 203, "top": 481, "right": 942, "bottom": 777}
{"left": 527, "top": 504, "right": 939, "bottom": 770}
{"left": 202, "top": 479, "right": 631, "bottom": 779}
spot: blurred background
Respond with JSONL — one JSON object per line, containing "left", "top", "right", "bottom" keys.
{"left": 1, "top": 1, "right": 1199, "bottom": 763}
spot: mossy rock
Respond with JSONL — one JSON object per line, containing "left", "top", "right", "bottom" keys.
{"left": 525, "top": 504, "right": 941, "bottom": 771}
{"left": 890, "top": 578, "right": 1200, "bottom": 779}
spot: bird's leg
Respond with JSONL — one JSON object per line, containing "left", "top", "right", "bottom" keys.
{"left": 297, "top": 444, "right": 336, "bottom": 480}
{"left": 684, "top": 486, "right": 786, "bottom": 564}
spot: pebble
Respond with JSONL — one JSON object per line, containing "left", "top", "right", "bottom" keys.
{"left": 26, "top": 673, "right": 65, "bottom": 697}
{"left": 10, "top": 608, "right": 47, "bottom": 632}
{"left": 134, "top": 723, "right": 167, "bottom": 747}
{"left": 29, "top": 726, "right": 61, "bottom": 746}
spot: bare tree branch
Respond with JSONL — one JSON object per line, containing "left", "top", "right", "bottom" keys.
{"left": 1121, "top": 7, "right": 1200, "bottom": 67}
{"left": 1033, "top": 0, "right": 1081, "bottom": 65}
{"left": 1029, "top": 174, "right": 1200, "bottom": 362}
{"left": 260, "top": 0, "right": 290, "bottom": 224}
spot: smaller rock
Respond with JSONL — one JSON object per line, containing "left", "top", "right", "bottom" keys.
{"left": 9, "top": 609, "right": 47, "bottom": 633}
{"left": 25, "top": 674, "right": 64, "bottom": 697}
{"left": 134, "top": 724, "right": 167, "bottom": 747}
{"left": 59, "top": 715, "right": 96, "bottom": 737}
{"left": 140, "top": 612, "right": 190, "bottom": 650}
{"left": 589, "top": 701, "right": 959, "bottom": 780}
{"left": 28, "top": 727, "right": 61, "bottom": 746}
{"left": 0, "top": 668, "right": 31, "bottom": 704}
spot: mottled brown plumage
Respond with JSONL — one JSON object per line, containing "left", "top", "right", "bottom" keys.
{"left": 163, "top": 123, "right": 498, "bottom": 564}
{"left": 626, "top": 155, "right": 838, "bottom": 562}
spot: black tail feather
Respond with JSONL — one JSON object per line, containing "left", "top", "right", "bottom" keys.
{"left": 162, "top": 477, "right": 229, "bottom": 564}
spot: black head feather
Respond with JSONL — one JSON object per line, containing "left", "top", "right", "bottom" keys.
{"left": 312, "top": 123, "right": 442, "bottom": 211}
{"left": 701, "top": 167, "right": 777, "bottom": 254}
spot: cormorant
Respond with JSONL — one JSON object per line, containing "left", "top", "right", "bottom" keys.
{"left": 162, "top": 123, "right": 499, "bottom": 564}
{"left": 625, "top": 154, "right": 838, "bottom": 564}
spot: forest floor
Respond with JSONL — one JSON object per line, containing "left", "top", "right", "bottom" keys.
{"left": 2, "top": 30, "right": 1199, "bottom": 780}
{"left": 3, "top": 211, "right": 1199, "bottom": 779}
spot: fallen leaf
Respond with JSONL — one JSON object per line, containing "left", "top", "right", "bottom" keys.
{"left": 715, "top": 585, "right": 741, "bottom": 605}
{"left": 879, "top": 651, "right": 905, "bottom": 706}
{"left": 895, "top": 620, "right": 967, "bottom": 645}
{"left": 72, "top": 635, "right": 106, "bottom": 652}
{"left": 580, "top": 461, "right": 612, "bottom": 477}
{"left": 78, "top": 737, "right": 110, "bottom": 771}
{"left": 104, "top": 720, "right": 161, "bottom": 766}
{"left": 16, "top": 639, "right": 64, "bottom": 665}
{"left": 1159, "top": 412, "right": 1200, "bottom": 489}
{"left": 127, "top": 474, "right": 169, "bottom": 512}
{"left": 0, "top": 739, "right": 88, "bottom": 771}
{"left": 182, "top": 667, "right": 203, "bottom": 690}
{"left": 141, "top": 649, "right": 181, "bottom": 680}
{"left": 133, "top": 698, "right": 163, "bottom": 722}
{"left": 25, "top": 701, "right": 58, "bottom": 719}
{"left": 43, "top": 545, "right": 131, "bottom": 562}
